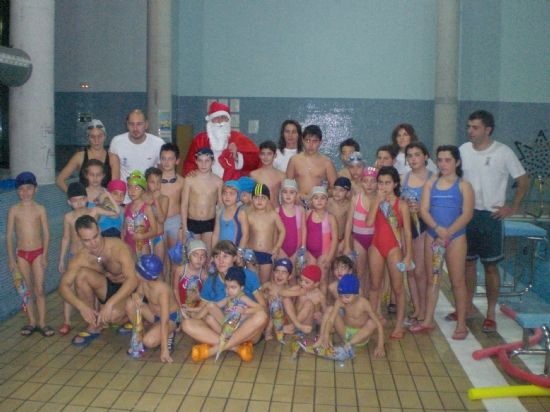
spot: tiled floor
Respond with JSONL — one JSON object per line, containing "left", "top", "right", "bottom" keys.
{"left": 1, "top": 292, "right": 549, "bottom": 411}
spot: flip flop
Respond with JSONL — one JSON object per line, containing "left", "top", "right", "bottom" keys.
{"left": 20, "top": 325, "right": 37, "bottom": 336}
{"left": 444, "top": 312, "right": 476, "bottom": 322}
{"left": 72, "top": 331, "right": 100, "bottom": 346}
{"left": 452, "top": 329, "right": 469, "bottom": 340}
{"left": 482, "top": 318, "right": 497, "bottom": 333}
{"left": 58, "top": 324, "right": 71, "bottom": 336}
{"left": 37, "top": 326, "right": 55, "bottom": 337}
{"left": 409, "top": 324, "right": 435, "bottom": 334}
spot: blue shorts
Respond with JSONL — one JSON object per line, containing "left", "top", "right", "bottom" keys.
{"left": 164, "top": 214, "right": 181, "bottom": 241}
{"left": 154, "top": 311, "right": 181, "bottom": 326}
{"left": 466, "top": 210, "right": 504, "bottom": 263}
{"left": 254, "top": 250, "right": 273, "bottom": 265}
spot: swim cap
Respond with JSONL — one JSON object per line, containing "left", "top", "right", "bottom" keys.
{"left": 273, "top": 258, "right": 293, "bottom": 274}
{"left": 67, "top": 182, "right": 87, "bottom": 199}
{"left": 136, "top": 254, "right": 163, "bottom": 281}
{"left": 337, "top": 274, "right": 360, "bottom": 295}
{"left": 281, "top": 179, "right": 298, "bottom": 192}
{"left": 310, "top": 186, "right": 328, "bottom": 198}
{"left": 188, "top": 239, "right": 207, "bottom": 255}
{"left": 362, "top": 166, "right": 378, "bottom": 178}
{"left": 87, "top": 119, "right": 106, "bottom": 135}
{"left": 107, "top": 179, "right": 127, "bottom": 193}
{"left": 15, "top": 171, "right": 37, "bottom": 188}
{"left": 253, "top": 183, "right": 270, "bottom": 199}
{"left": 302, "top": 265, "right": 322, "bottom": 283}
{"left": 334, "top": 177, "right": 352, "bottom": 191}
{"left": 223, "top": 180, "right": 240, "bottom": 194}
{"left": 226, "top": 266, "right": 246, "bottom": 286}
{"left": 127, "top": 170, "right": 146, "bottom": 190}
{"left": 346, "top": 151, "right": 364, "bottom": 165}
{"left": 237, "top": 176, "right": 256, "bottom": 194}
{"left": 195, "top": 147, "right": 214, "bottom": 159}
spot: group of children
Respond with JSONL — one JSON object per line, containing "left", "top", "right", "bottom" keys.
{"left": 6, "top": 122, "right": 474, "bottom": 363}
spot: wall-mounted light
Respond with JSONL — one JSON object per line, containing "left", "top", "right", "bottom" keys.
{"left": 80, "top": 82, "right": 90, "bottom": 89}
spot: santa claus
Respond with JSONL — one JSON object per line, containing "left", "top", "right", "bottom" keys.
{"left": 182, "top": 102, "right": 260, "bottom": 180}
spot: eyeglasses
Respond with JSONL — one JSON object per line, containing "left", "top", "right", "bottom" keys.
{"left": 161, "top": 177, "right": 177, "bottom": 184}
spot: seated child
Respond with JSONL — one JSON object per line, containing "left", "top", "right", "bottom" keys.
{"left": 212, "top": 180, "right": 249, "bottom": 248}
{"left": 246, "top": 183, "right": 286, "bottom": 283}
{"left": 188, "top": 266, "right": 264, "bottom": 360}
{"left": 262, "top": 258, "right": 295, "bottom": 340}
{"left": 172, "top": 240, "right": 208, "bottom": 311}
{"left": 279, "top": 264, "right": 326, "bottom": 334}
{"left": 97, "top": 179, "right": 126, "bottom": 238}
{"left": 327, "top": 255, "right": 354, "bottom": 304}
{"left": 125, "top": 254, "right": 180, "bottom": 363}
{"left": 317, "top": 274, "right": 385, "bottom": 358}
{"left": 327, "top": 177, "right": 352, "bottom": 254}
{"left": 305, "top": 186, "right": 338, "bottom": 294}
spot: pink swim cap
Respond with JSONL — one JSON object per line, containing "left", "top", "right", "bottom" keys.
{"left": 107, "top": 179, "right": 127, "bottom": 193}
{"left": 362, "top": 166, "right": 378, "bottom": 178}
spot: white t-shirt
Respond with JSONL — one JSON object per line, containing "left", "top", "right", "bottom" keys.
{"left": 395, "top": 151, "right": 438, "bottom": 175}
{"left": 460, "top": 141, "right": 526, "bottom": 211}
{"left": 273, "top": 148, "right": 298, "bottom": 173}
{"left": 109, "top": 132, "right": 165, "bottom": 182}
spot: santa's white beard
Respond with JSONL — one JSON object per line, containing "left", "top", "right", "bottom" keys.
{"left": 207, "top": 121, "right": 231, "bottom": 151}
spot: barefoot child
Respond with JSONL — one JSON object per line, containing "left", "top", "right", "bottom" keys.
{"left": 58, "top": 182, "right": 118, "bottom": 335}
{"left": 172, "top": 240, "right": 208, "bottom": 311}
{"left": 367, "top": 166, "right": 413, "bottom": 340}
{"left": 250, "top": 140, "right": 286, "bottom": 208}
{"left": 414, "top": 145, "right": 473, "bottom": 340}
{"left": 337, "top": 138, "right": 361, "bottom": 180}
{"left": 6, "top": 172, "right": 53, "bottom": 337}
{"left": 212, "top": 180, "right": 249, "bottom": 248}
{"left": 342, "top": 151, "right": 365, "bottom": 195}
{"left": 305, "top": 186, "right": 338, "bottom": 294}
{"left": 246, "top": 183, "right": 286, "bottom": 283}
{"left": 328, "top": 177, "right": 352, "bottom": 254}
{"left": 262, "top": 258, "right": 294, "bottom": 340}
{"left": 144, "top": 167, "right": 169, "bottom": 263}
{"left": 125, "top": 254, "right": 180, "bottom": 363}
{"left": 236, "top": 176, "right": 255, "bottom": 211}
{"left": 83, "top": 159, "right": 108, "bottom": 205}
{"left": 181, "top": 147, "right": 223, "bottom": 250}
{"left": 277, "top": 179, "right": 306, "bottom": 265}
{"left": 344, "top": 166, "right": 377, "bottom": 294}
{"left": 317, "top": 274, "right": 385, "bottom": 357}
{"left": 123, "top": 170, "right": 158, "bottom": 257}
{"left": 97, "top": 179, "right": 126, "bottom": 238}
{"left": 159, "top": 143, "right": 185, "bottom": 249}
{"left": 327, "top": 255, "right": 354, "bottom": 303}
{"left": 279, "top": 264, "right": 326, "bottom": 334}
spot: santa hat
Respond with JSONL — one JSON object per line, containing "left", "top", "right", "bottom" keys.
{"left": 205, "top": 101, "right": 230, "bottom": 122}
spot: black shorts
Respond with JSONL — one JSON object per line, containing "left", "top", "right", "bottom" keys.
{"left": 466, "top": 210, "right": 504, "bottom": 263}
{"left": 99, "top": 277, "right": 122, "bottom": 305}
{"left": 187, "top": 217, "right": 215, "bottom": 234}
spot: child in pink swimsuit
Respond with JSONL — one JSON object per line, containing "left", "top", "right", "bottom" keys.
{"left": 277, "top": 179, "right": 305, "bottom": 265}
{"left": 305, "top": 186, "right": 338, "bottom": 295}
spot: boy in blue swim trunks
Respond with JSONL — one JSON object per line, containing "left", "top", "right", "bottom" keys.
{"left": 125, "top": 254, "right": 180, "bottom": 363}
{"left": 246, "top": 183, "right": 286, "bottom": 283}
{"left": 316, "top": 274, "right": 385, "bottom": 358}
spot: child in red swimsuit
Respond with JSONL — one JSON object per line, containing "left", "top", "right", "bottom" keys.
{"left": 366, "top": 166, "right": 413, "bottom": 340}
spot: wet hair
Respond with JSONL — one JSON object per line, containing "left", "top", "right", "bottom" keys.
{"left": 126, "top": 109, "right": 147, "bottom": 122}
{"left": 331, "top": 255, "right": 355, "bottom": 273}
{"left": 468, "top": 110, "right": 495, "bottom": 135}
{"left": 391, "top": 123, "right": 419, "bottom": 148}
{"left": 145, "top": 167, "right": 162, "bottom": 180}
{"left": 303, "top": 125, "right": 323, "bottom": 141}
{"left": 377, "top": 166, "right": 401, "bottom": 196}
{"left": 211, "top": 240, "right": 239, "bottom": 257}
{"left": 259, "top": 140, "right": 277, "bottom": 153}
{"left": 278, "top": 120, "right": 303, "bottom": 152}
{"left": 84, "top": 159, "right": 106, "bottom": 177}
{"left": 436, "top": 145, "right": 463, "bottom": 177}
{"left": 160, "top": 142, "right": 180, "bottom": 159}
{"left": 339, "top": 138, "right": 360, "bottom": 153}
{"left": 376, "top": 144, "right": 398, "bottom": 159}
{"left": 75, "top": 214, "right": 98, "bottom": 233}
{"left": 225, "top": 266, "right": 246, "bottom": 286}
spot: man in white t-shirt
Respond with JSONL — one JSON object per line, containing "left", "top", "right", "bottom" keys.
{"left": 109, "top": 109, "right": 165, "bottom": 202}
{"left": 453, "top": 110, "right": 529, "bottom": 333}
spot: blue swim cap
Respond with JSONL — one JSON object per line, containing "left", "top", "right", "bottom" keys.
{"left": 224, "top": 180, "right": 241, "bottom": 194}
{"left": 167, "top": 241, "right": 183, "bottom": 264}
{"left": 15, "top": 171, "right": 37, "bottom": 188}
{"left": 337, "top": 274, "right": 360, "bottom": 295}
{"left": 237, "top": 176, "right": 256, "bottom": 194}
{"left": 136, "top": 254, "right": 163, "bottom": 281}
{"left": 273, "top": 258, "right": 293, "bottom": 274}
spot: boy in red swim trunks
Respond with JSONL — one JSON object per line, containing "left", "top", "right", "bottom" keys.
{"left": 6, "top": 172, "right": 54, "bottom": 337}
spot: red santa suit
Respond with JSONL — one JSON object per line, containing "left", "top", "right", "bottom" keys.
{"left": 182, "top": 103, "right": 260, "bottom": 181}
